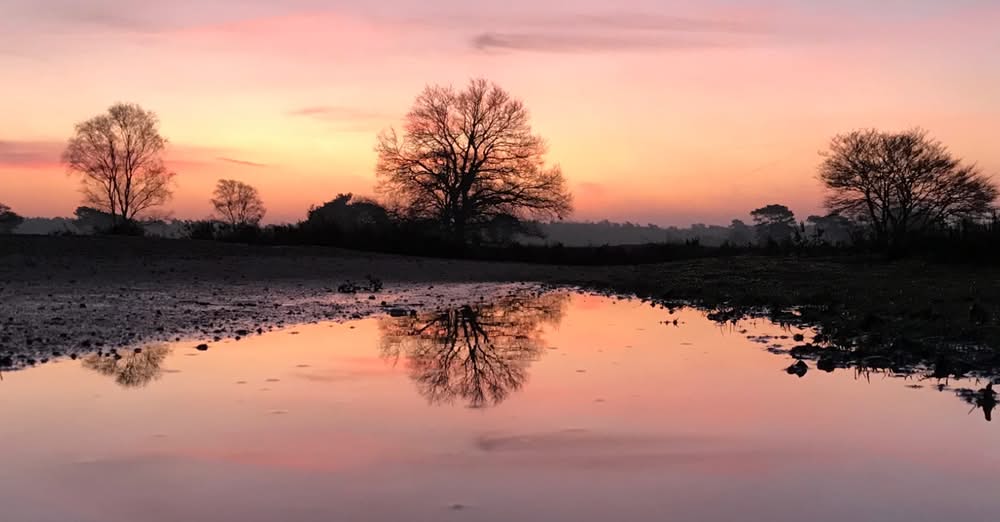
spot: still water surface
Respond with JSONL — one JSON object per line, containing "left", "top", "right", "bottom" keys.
{"left": 1, "top": 290, "right": 997, "bottom": 521}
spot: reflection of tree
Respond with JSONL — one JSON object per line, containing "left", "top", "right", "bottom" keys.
{"left": 957, "top": 384, "right": 997, "bottom": 422}
{"left": 81, "top": 345, "right": 171, "bottom": 388}
{"left": 380, "top": 292, "right": 568, "bottom": 408}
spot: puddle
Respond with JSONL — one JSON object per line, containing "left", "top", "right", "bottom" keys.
{"left": 0, "top": 290, "right": 998, "bottom": 522}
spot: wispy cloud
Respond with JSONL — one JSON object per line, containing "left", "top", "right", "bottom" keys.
{"left": 288, "top": 105, "right": 393, "bottom": 133}
{"left": 216, "top": 156, "right": 269, "bottom": 168}
{"left": 57, "top": 3, "right": 160, "bottom": 31}
{"left": 472, "top": 32, "right": 724, "bottom": 53}
{"left": 486, "top": 13, "right": 768, "bottom": 34}
{"left": 469, "top": 11, "right": 771, "bottom": 54}
{"left": 0, "top": 140, "right": 63, "bottom": 167}
{"left": 289, "top": 105, "right": 389, "bottom": 122}
{"left": 2, "top": 1, "right": 172, "bottom": 33}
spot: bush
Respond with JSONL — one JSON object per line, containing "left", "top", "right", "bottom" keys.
{"left": 106, "top": 220, "right": 146, "bottom": 236}
{"left": 184, "top": 220, "right": 218, "bottom": 241}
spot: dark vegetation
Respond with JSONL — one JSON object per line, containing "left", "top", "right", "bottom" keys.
{"left": 0, "top": 203, "right": 24, "bottom": 233}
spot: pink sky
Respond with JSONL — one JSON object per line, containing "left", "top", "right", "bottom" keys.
{"left": 1, "top": 0, "right": 998, "bottom": 225}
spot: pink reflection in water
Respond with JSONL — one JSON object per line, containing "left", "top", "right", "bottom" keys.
{"left": 0, "top": 292, "right": 998, "bottom": 522}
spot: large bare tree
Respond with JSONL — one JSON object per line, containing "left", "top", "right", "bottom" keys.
{"left": 819, "top": 128, "right": 997, "bottom": 247}
{"left": 376, "top": 79, "right": 572, "bottom": 243}
{"left": 211, "top": 179, "right": 266, "bottom": 227}
{"left": 62, "top": 103, "right": 175, "bottom": 224}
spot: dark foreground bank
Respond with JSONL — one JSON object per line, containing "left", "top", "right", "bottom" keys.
{"left": 3, "top": 235, "right": 1000, "bottom": 382}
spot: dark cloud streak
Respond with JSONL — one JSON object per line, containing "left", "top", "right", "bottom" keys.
{"left": 216, "top": 157, "right": 269, "bottom": 168}
{"left": 468, "top": 11, "right": 770, "bottom": 54}
{"left": 472, "top": 32, "right": 724, "bottom": 53}
{"left": 494, "top": 13, "right": 768, "bottom": 34}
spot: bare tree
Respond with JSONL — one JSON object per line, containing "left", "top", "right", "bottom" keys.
{"left": 211, "top": 179, "right": 266, "bottom": 227}
{"left": 62, "top": 103, "right": 175, "bottom": 224}
{"left": 819, "top": 128, "right": 997, "bottom": 247}
{"left": 376, "top": 79, "right": 572, "bottom": 243}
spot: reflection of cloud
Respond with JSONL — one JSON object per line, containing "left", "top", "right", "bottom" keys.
{"left": 293, "top": 368, "right": 392, "bottom": 383}
{"left": 476, "top": 429, "right": 712, "bottom": 453}
{"left": 453, "top": 429, "right": 820, "bottom": 473}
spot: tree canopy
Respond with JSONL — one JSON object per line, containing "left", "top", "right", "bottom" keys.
{"left": 819, "top": 128, "right": 997, "bottom": 247}
{"left": 376, "top": 79, "right": 572, "bottom": 243}
{"left": 750, "top": 204, "right": 797, "bottom": 244}
{"left": 211, "top": 179, "right": 266, "bottom": 227}
{"left": 62, "top": 103, "right": 175, "bottom": 224}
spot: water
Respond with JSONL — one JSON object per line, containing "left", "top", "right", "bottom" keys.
{"left": 1, "top": 290, "right": 998, "bottom": 522}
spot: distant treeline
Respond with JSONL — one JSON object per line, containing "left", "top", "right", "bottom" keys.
{"left": 527, "top": 216, "right": 854, "bottom": 248}
{"left": 6, "top": 198, "right": 1000, "bottom": 264}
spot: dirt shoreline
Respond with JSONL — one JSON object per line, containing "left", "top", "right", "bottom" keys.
{"left": 3, "top": 235, "right": 1000, "bottom": 373}
{"left": 1, "top": 236, "right": 585, "bottom": 366}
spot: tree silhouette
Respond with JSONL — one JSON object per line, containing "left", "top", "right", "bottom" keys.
{"left": 376, "top": 79, "right": 572, "bottom": 244}
{"left": 0, "top": 203, "right": 23, "bottom": 233}
{"left": 482, "top": 214, "right": 543, "bottom": 246}
{"left": 379, "top": 292, "right": 569, "bottom": 408}
{"left": 727, "top": 219, "right": 753, "bottom": 246}
{"left": 750, "top": 204, "right": 796, "bottom": 244}
{"left": 73, "top": 206, "right": 115, "bottom": 233}
{"left": 81, "top": 345, "right": 171, "bottom": 388}
{"left": 62, "top": 103, "right": 175, "bottom": 225}
{"left": 211, "top": 179, "right": 266, "bottom": 227}
{"left": 805, "top": 213, "right": 854, "bottom": 245}
{"left": 820, "top": 128, "right": 997, "bottom": 248}
{"left": 306, "top": 193, "right": 389, "bottom": 232}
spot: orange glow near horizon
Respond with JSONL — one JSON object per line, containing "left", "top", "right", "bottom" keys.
{"left": 2, "top": 1, "right": 999, "bottom": 225}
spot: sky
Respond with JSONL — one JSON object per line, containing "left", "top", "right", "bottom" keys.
{"left": 1, "top": 0, "right": 998, "bottom": 226}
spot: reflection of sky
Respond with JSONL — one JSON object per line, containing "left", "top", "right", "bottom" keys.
{"left": 0, "top": 290, "right": 1000, "bottom": 522}
{"left": 2, "top": 1, "right": 998, "bottom": 225}
{"left": 2, "top": 292, "right": 999, "bottom": 520}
